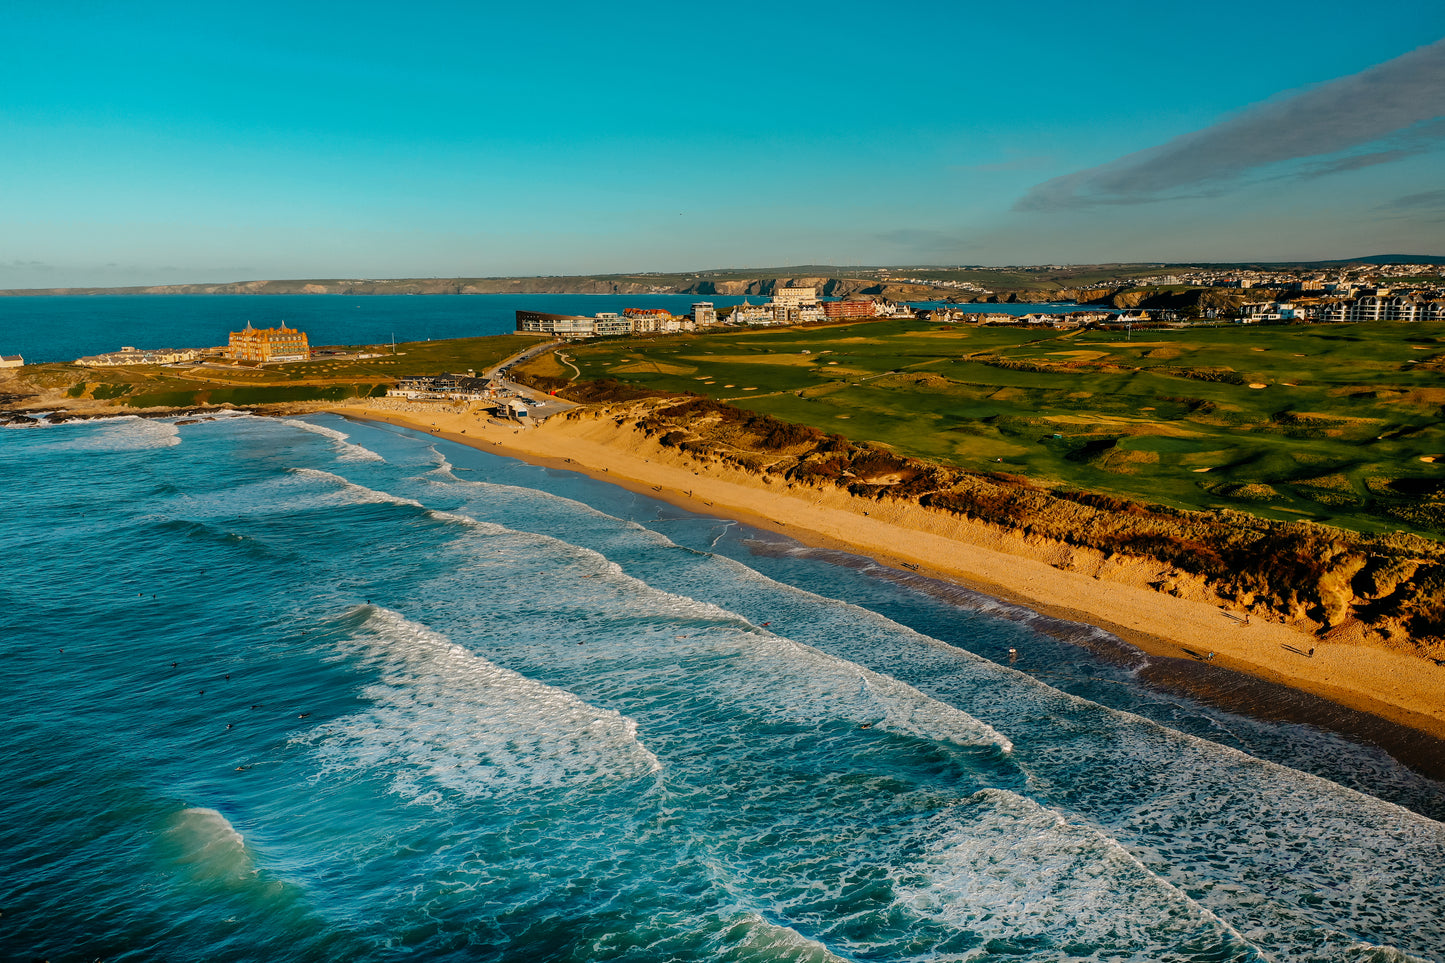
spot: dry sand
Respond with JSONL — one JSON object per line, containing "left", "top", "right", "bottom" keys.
{"left": 331, "top": 399, "right": 1445, "bottom": 744}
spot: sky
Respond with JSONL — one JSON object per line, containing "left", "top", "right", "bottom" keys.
{"left": 3, "top": 1, "right": 1444, "bottom": 287}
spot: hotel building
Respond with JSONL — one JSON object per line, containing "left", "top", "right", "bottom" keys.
{"left": 228, "top": 323, "right": 311, "bottom": 362}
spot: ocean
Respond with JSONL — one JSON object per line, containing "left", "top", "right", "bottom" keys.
{"left": 2, "top": 410, "right": 1443, "bottom": 963}
{"left": 0, "top": 293, "right": 1099, "bottom": 364}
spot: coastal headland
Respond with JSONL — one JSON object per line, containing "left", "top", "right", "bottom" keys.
{"left": 331, "top": 396, "right": 1445, "bottom": 756}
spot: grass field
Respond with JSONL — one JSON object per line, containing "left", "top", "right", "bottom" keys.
{"left": 518, "top": 319, "right": 1445, "bottom": 538}
{"left": 33, "top": 334, "right": 545, "bottom": 409}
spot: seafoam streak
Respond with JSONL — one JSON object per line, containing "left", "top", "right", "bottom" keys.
{"left": 299, "top": 607, "right": 661, "bottom": 800}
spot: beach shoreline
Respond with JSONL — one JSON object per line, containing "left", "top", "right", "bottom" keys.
{"left": 329, "top": 399, "right": 1445, "bottom": 759}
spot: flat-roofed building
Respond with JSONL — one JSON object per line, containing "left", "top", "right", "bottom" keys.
{"left": 593, "top": 315, "right": 634, "bottom": 337}
{"left": 770, "top": 286, "right": 819, "bottom": 324}
{"left": 515, "top": 310, "right": 597, "bottom": 337}
{"left": 823, "top": 299, "right": 876, "bottom": 319}
{"left": 228, "top": 323, "right": 310, "bottom": 362}
{"left": 692, "top": 302, "right": 717, "bottom": 327}
{"left": 514, "top": 310, "right": 635, "bottom": 337}
{"left": 772, "top": 286, "right": 817, "bottom": 308}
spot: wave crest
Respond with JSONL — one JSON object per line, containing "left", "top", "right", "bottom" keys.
{"left": 299, "top": 607, "right": 661, "bottom": 800}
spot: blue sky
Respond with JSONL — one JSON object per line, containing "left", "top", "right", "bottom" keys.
{"left": 3, "top": 1, "right": 1443, "bottom": 287}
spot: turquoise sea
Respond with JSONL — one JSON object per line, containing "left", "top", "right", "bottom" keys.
{"left": 2, "top": 410, "right": 1444, "bottom": 962}
{"left": 1, "top": 295, "right": 1443, "bottom": 960}
{"left": 0, "top": 293, "right": 1098, "bottom": 364}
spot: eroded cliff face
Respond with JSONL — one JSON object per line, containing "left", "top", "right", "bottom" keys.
{"left": 546, "top": 388, "right": 1445, "bottom": 658}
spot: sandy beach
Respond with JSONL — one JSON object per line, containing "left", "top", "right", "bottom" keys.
{"left": 331, "top": 398, "right": 1445, "bottom": 749}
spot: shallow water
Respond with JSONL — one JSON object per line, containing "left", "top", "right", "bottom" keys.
{"left": 2, "top": 412, "right": 1442, "bottom": 962}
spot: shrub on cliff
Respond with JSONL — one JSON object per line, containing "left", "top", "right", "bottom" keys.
{"left": 560, "top": 378, "right": 678, "bottom": 403}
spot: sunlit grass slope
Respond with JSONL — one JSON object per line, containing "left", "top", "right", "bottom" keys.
{"left": 527, "top": 320, "right": 1445, "bottom": 538}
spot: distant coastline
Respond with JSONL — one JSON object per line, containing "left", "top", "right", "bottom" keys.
{"left": 5, "top": 255, "right": 1439, "bottom": 307}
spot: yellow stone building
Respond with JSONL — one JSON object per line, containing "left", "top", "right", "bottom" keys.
{"left": 228, "top": 323, "right": 310, "bottom": 362}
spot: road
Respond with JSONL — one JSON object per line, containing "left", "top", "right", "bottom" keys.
{"left": 485, "top": 339, "right": 581, "bottom": 420}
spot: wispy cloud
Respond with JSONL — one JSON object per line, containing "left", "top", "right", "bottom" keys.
{"left": 1379, "top": 188, "right": 1445, "bottom": 211}
{"left": 1016, "top": 39, "right": 1445, "bottom": 212}
{"left": 0, "top": 259, "right": 53, "bottom": 274}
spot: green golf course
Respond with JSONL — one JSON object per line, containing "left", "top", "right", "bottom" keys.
{"left": 518, "top": 318, "right": 1445, "bottom": 538}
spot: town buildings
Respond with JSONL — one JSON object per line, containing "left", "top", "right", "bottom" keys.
{"left": 730, "top": 300, "right": 774, "bottom": 325}
{"left": 228, "top": 323, "right": 310, "bottom": 362}
{"left": 75, "top": 346, "right": 205, "bottom": 366}
{"left": 515, "top": 306, "right": 719, "bottom": 338}
{"left": 1318, "top": 295, "right": 1445, "bottom": 323}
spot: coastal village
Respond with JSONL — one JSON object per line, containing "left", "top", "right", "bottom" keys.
{"left": 9, "top": 262, "right": 1445, "bottom": 371}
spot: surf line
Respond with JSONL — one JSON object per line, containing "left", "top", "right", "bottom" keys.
{"left": 710, "top": 520, "right": 738, "bottom": 548}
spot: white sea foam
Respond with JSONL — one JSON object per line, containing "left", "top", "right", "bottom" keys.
{"left": 283, "top": 419, "right": 384, "bottom": 462}
{"left": 895, "top": 787, "right": 1261, "bottom": 958}
{"left": 289, "top": 467, "right": 425, "bottom": 509}
{"left": 376, "top": 498, "right": 1014, "bottom": 754}
{"left": 40, "top": 415, "right": 181, "bottom": 452}
{"left": 423, "top": 444, "right": 457, "bottom": 479}
{"left": 299, "top": 607, "right": 660, "bottom": 799}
